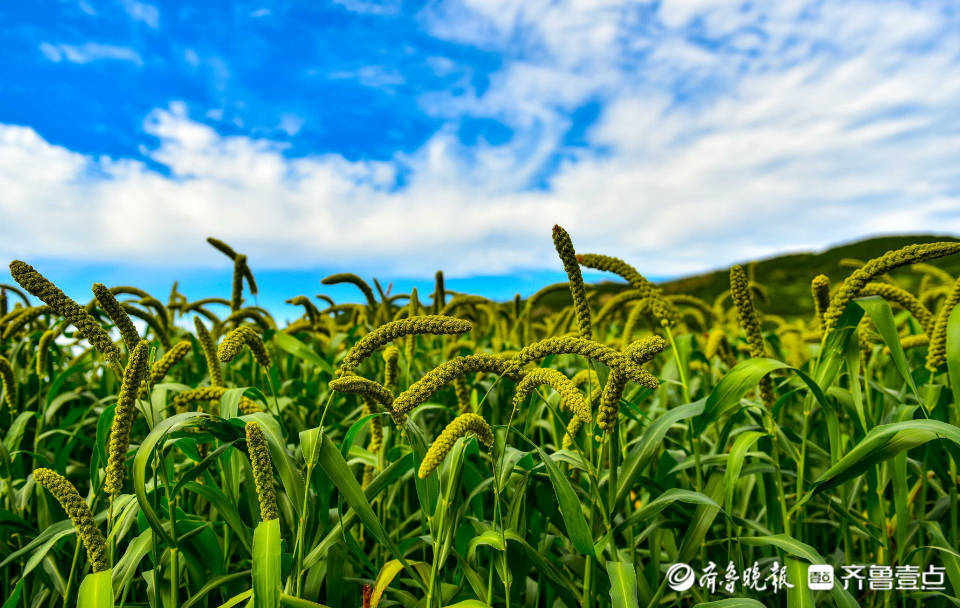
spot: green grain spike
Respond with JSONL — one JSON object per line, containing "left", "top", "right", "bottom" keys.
{"left": 512, "top": 367, "right": 590, "bottom": 423}
{"left": 231, "top": 254, "right": 246, "bottom": 312}
{"left": 823, "top": 242, "right": 960, "bottom": 332}
{"left": 418, "top": 413, "right": 493, "bottom": 478}
{"left": 730, "top": 264, "right": 775, "bottom": 407}
{"left": 105, "top": 340, "right": 150, "bottom": 495}
{"left": 513, "top": 336, "right": 658, "bottom": 389}
{"left": 321, "top": 273, "right": 378, "bottom": 309}
{"left": 9, "top": 261, "right": 122, "bottom": 373}
{"left": 1, "top": 305, "right": 52, "bottom": 340}
{"left": 173, "top": 386, "right": 262, "bottom": 415}
{"left": 811, "top": 274, "right": 831, "bottom": 330}
{"left": 140, "top": 340, "right": 192, "bottom": 396}
{"left": 552, "top": 225, "right": 592, "bottom": 339}
{"left": 577, "top": 252, "right": 677, "bottom": 324}
{"left": 433, "top": 270, "right": 445, "bottom": 313}
{"left": 245, "top": 422, "right": 279, "bottom": 521}
{"left": 194, "top": 317, "right": 223, "bottom": 386}
{"left": 120, "top": 303, "right": 170, "bottom": 349}
{"left": 218, "top": 326, "right": 271, "bottom": 368}
{"left": 859, "top": 282, "right": 933, "bottom": 333}
{"left": 382, "top": 345, "right": 400, "bottom": 390}
{"left": 597, "top": 336, "right": 666, "bottom": 431}
{"left": 92, "top": 283, "right": 140, "bottom": 352}
{"left": 392, "top": 354, "right": 524, "bottom": 419}
{"left": 0, "top": 355, "right": 15, "bottom": 413}
{"left": 337, "top": 315, "right": 471, "bottom": 377}
{"left": 925, "top": 276, "right": 960, "bottom": 371}
{"left": 36, "top": 326, "right": 61, "bottom": 377}
{"left": 34, "top": 468, "right": 109, "bottom": 572}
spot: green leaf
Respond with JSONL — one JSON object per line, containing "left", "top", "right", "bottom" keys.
{"left": 677, "top": 473, "right": 725, "bottom": 564}
{"left": 3, "top": 411, "right": 34, "bottom": 452}
{"left": 0, "top": 519, "right": 73, "bottom": 569}
{"left": 182, "top": 572, "right": 251, "bottom": 608}
{"left": 617, "top": 400, "right": 705, "bottom": 505}
{"left": 252, "top": 518, "right": 281, "bottom": 608}
{"left": 1, "top": 580, "right": 24, "bottom": 608}
{"left": 219, "top": 387, "right": 252, "bottom": 420}
{"left": 215, "top": 589, "right": 253, "bottom": 608}
{"left": 181, "top": 481, "right": 252, "bottom": 551}
{"left": 606, "top": 560, "right": 639, "bottom": 608}
{"left": 133, "top": 411, "right": 212, "bottom": 546}
{"left": 502, "top": 530, "right": 579, "bottom": 606}
{"left": 533, "top": 445, "right": 594, "bottom": 556}
{"left": 112, "top": 529, "right": 153, "bottom": 596}
{"left": 467, "top": 530, "right": 506, "bottom": 561}
{"left": 946, "top": 303, "right": 960, "bottom": 407}
{"left": 370, "top": 559, "right": 430, "bottom": 607}
{"left": 279, "top": 595, "right": 333, "bottom": 608}
{"left": 405, "top": 417, "right": 440, "bottom": 517}
{"left": 853, "top": 296, "right": 921, "bottom": 401}
{"left": 301, "top": 453, "right": 413, "bottom": 570}
{"left": 77, "top": 569, "right": 113, "bottom": 608}
{"left": 299, "top": 427, "right": 322, "bottom": 467}
{"left": 739, "top": 535, "right": 859, "bottom": 608}
{"left": 612, "top": 489, "right": 719, "bottom": 537}
{"left": 696, "top": 358, "right": 788, "bottom": 434}
{"left": 786, "top": 557, "right": 815, "bottom": 608}
{"left": 812, "top": 419, "right": 960, "bottom": 493}
{"left": 724, "top": 431, "right": 767, "bottom": 516}
{"left": 314, "top": 431, "right": 426, "bottom": 593}
{"left": 273, "top": 332, "right": 334, "bottom": 375}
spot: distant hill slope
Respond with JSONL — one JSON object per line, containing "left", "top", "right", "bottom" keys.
{"left": 580, "top": 234, "right": 960, "bottom": 318}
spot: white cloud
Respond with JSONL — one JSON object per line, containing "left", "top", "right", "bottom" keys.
{"left": 121, "top": 0, "right": 159, "bottom": 27}
{"left": 278, "top": 115, "right": 304, "bottom": 137}
{"left": 328, "top": 65, "right": 405, "bottom": 89}
{"left": 183, "top": 48, "right": 200, "bottom": 67}
{"left": 6, "top": 0, "right": 960, "bottom": 278}
{"left": 39, "top": 42, "right": 143, "bottom": 65}
{"left": 332, "top": 0, "right": 402, "bottom": 16}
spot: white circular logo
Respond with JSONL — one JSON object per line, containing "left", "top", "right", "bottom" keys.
{"left": 666, "top": 563, "right": 695, "bottom": 591}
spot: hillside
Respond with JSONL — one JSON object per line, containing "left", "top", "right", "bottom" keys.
{"left": 580, "top": 234, "right": 960, "bottom": 317}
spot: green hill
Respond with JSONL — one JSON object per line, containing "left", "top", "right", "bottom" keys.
{"left": 584, "top": 234, "right": 960, "bottom": 318}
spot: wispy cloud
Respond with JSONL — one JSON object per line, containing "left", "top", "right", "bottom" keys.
{"left": 120, "top": 0, "right": 159, "bottom": 28}
{"left": 39, "top": 41, "right": 143, "bottom": 65}
{"left": 331, "top": 0, "right": 402, "bottom": 16}
{"left": 328, "top": 65, "right": 405, "bottom": 90}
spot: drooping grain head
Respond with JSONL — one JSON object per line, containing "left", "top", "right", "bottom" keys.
{"left": 418, "top": 413, "right": 494, "bottom": 478}
{"left": 810, "top": 274, "right": 831, "bottom": 330}
{"left": 10, "top": 261, "right": 122, "bottom": 372}
{"left": 218, "top": 326, "right": 271, "bottom": 368}
{"left": 93, "top": 283, "right": 141, "bottom": 352}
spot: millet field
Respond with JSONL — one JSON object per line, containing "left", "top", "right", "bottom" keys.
{"left": 1, "top": 227, "right": 959, "bottom": 608}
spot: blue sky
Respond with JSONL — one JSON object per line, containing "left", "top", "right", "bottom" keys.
{"left": 2, "top": 0, "right": 960, "bottom": 312}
